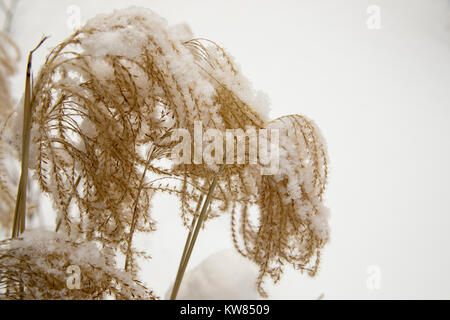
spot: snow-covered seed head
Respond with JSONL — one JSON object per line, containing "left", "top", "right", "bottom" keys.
{"left": 0, "top": 231, "right": 156, "bottom": 300}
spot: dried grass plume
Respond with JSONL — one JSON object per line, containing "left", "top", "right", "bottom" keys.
{"left": 0, "top": 7, "right": 330, "bottom": 299}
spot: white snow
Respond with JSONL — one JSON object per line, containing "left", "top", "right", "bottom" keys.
{"left": 165, "top": 249, "right": 260, "bottom": 300}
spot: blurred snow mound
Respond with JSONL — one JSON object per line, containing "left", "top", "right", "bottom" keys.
{"left": 165, "top": 249, "right": 260, "bottom": 300}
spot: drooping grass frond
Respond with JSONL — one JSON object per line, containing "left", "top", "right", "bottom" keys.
{"left": 30, "top": 10, "right": 189, "bottom": 272}
{"left": 230, "top": 115, "right": 330, "bottom": 296}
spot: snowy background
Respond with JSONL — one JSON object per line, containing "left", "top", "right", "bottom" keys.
{"left": 2, "top": 0, "right": 450, "bottom": 299}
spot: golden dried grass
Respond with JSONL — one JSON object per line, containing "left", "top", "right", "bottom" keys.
{"left": 0, "top": 8, "right": 329, "bottom": 298}
{"left": 0, "top": 231, "right": 157, "bottom": 300}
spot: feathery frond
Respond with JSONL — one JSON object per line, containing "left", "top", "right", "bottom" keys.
{"left": 0, "top": 231, "right": 157, "bottom": 300}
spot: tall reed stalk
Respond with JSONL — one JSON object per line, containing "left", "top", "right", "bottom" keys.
{"left": 170, "top": 165, "right": 224, "bottom": 300}
{"left": 11, "top": 37, "right": 47, "bottom": 238}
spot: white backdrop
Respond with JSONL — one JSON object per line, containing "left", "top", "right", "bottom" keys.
{"left": 4, "top": 0, "right": 450, "bottom": 299}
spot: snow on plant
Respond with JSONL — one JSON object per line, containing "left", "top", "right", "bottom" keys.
{"left": 166, "top": 249, "right": 260, "bottom": 300}
{"left": 0, "top": 230, "right": 156, "bottom": 300}
{"left": 0, "top": 6, "right": 330, "bottom": 299}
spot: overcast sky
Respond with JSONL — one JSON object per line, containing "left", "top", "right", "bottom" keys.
{"left": 3, "top": 0, "right": 450, "bottom": 299}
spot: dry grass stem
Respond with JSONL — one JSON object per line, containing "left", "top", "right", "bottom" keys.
{"left": 11, "top": 37, "right": 48, "bottom": 238}
{"left": 170, "top": 166, "right": 224, "bottom": 300}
